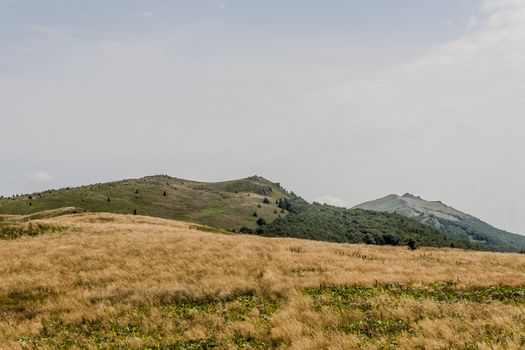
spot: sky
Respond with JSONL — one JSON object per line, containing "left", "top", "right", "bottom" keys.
{"left": 1, "top": 0, "right": 525, "bottom": 234}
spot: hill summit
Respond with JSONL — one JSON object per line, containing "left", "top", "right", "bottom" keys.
{"left": 354, "top": 194, "right": 525, "bottom": 252}
{"left": 0, "top": 175, "right": 291, "bottom": 230}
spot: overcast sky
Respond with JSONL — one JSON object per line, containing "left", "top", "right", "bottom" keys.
{"left": 1, "top": 0, "right": 524, "bottom": 234}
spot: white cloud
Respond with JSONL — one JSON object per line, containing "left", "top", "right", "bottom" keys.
{"left": 28, "top": 24, "right": 59, "bottom": 33}
{"left": 315, "top": 195, "right": 350, "bottom": 208}
{"left": 29, "top": 171, "right": 54, "bottom": 183}
{"left": 212, "top": 0, "right": 227, "bottom": 11}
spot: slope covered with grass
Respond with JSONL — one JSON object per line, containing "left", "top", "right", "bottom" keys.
{"left": 259, "top": 198, "right": 477, "bottom": 250}
{"left": 0, "top": 175, "right": 289, "bottom": 230}
{"left": 0, "top": 176, "right": 479, "bottom": 249}
{"left": 1, "top": 213, "right": 525, "bottom": 349}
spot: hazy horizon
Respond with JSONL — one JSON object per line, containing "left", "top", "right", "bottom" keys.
{"left": 2, "top": 0, "right": 525, "bottom": 234}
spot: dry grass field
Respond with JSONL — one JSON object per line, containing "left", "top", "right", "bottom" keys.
{"left": 2, "top": 213, "right": 525, "bottom": 349}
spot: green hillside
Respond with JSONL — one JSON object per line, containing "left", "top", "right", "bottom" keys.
{"left": 257, "top": 197, "right": 476, "bottom": 250}
{"left": 421, "top": 214, "right": 525, "bottom": 252}
{"left": 354, "top": 193, "right": 525, "bottom": 252}
{"left": 0, "top": 175, "right": 290, "bottom": 230}
{"left": 0, "top": 175, "right": 478, "bottom": 249}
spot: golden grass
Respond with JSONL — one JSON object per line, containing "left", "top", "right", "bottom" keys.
{"left": 1, "top": 213, "right": 525, "bottom": 349}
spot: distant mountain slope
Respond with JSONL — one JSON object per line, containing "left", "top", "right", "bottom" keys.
{"left": 259, "top": 197, "right": 476, "bottom": 250}
{"left": 0, "top": 175, "right": 290, "bottom": 230}
{"left": 0, "top": 175, "right": 479, "bottom": 249}
{"left": 354, "top": 193, "right": 525, "bottom": 252}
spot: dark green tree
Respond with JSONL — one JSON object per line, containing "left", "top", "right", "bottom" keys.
{"left": 239, "top": 226, "right": 253, "bottom": 234}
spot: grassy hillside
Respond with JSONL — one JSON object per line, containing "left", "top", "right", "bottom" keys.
{"left": 2, "top": 213, "right": 525, "bottom": 349}
{"left": 0, "top": 175, "right": 290, "bottom": 230}
{"left": 355, "top": 194, "right": 525, "bottom": 252}
{"left": 0, "top": 175, "right": 480, "bottom": 249}
{"left": 424, "top": 214, "right": 525, "bottom": 252}
{"left": 259, "top": 198, "right": 477, "bottom": 250}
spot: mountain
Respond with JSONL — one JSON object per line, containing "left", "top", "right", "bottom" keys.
{"left": 354, "top": 193, "right": 525, "bottom": 252}
{"left": 0, "top": 175, "right": 476, "bottom": 249}
{"left": 0, "top": 175, "right": 291, "bottom": 230}
{"left": 259, "top": 196, "right": 475, "bottom": 250}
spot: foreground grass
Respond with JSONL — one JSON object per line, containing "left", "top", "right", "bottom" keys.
{"left": 1, "top": 213, "right": 525, "bottom": 349}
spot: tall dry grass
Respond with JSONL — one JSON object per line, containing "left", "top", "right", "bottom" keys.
{"left": 1, "top": 213, "right": 525, "bottom": 349}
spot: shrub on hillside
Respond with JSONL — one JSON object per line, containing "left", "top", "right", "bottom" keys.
{"left": 239, "top": 226, "right": 254, "bottom": 234}
{"left": 407, "top": 238, "right": 417, "bottom": 250}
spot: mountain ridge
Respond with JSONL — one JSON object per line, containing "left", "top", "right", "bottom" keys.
{"left": 0, "top": 174, "right": 477, "bottom": 250}
{"left": 354, "top": 193, "right": 525, "bottom": 252}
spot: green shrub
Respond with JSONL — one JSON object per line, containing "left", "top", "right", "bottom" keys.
{"left": 407, "top": 238, "right": 417, "bottom": 250}
{"left": 239, "top": 226, "right": 254, "bottom": 234}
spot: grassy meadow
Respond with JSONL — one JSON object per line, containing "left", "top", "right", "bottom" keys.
{"left": 1, "top": 213, "right": 525, "bottom": 349}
